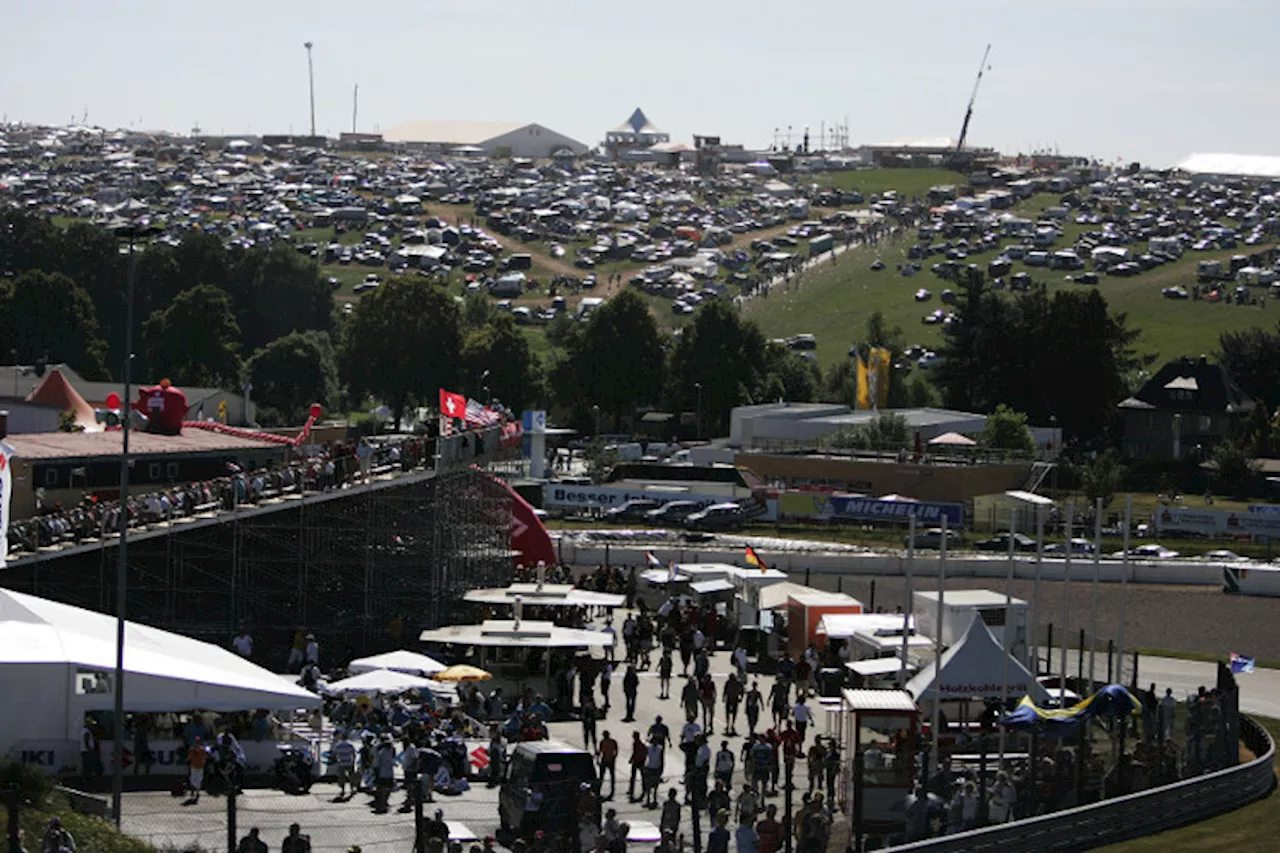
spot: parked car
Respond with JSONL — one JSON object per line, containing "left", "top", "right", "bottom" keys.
{"left": 684, "top": 503, "right": 746, "bottom": 531}
{"left": 603, "top": 499, "right": 662, "bottom": 522}
{"left": 645, "top": 501, "right": 704, "bottom": 525}
{"left": 1113, "top": 544, "right": 1181, "bottom": 559}
{"left": 904, "top": 528, "right": 961, "bottom": 550}
{"left": 1045, "top": 538, "right": 1095, "bottom": 555}
{"left": 975, "top": 532, "right": 1037, "bottom": 552}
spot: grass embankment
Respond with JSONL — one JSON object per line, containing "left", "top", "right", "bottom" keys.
{"left": 746, "top": 191, "right": 1279, "bottom": 369}
{"left": 1096, "top": 716, "right": 1280, "bottom": 853}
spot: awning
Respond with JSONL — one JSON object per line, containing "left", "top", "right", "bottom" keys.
{"left": 323, "top": 669, "right": 439, "bottom": 696}
{"left": 690, "top": 579, "right": 735, "bottom": 595}
{"left": 846, "top": 658, "right": 918, "bottom": 677}
{"left": 348, "top": 649, "right": 445, "bottom": 676}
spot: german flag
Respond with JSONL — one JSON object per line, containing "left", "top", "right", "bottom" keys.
{"left": 745, "top": 545, "right": 766, "bottom": 572}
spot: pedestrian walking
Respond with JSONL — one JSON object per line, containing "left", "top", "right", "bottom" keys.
{"left": 623, "top": 665, "right": 640, "bottom": 722}
{"left": 724, "top": 673, "right": 743, "bottom": 736}
{"left": 792, "top": 694, "right": 812, "bottom": 746}
{"left": 658, "top": 651, "right": 674, "bottom": 699}
{"left": 714, "top": 740, "right": 735, "bottom": 789}
{"left": 629, "top": 732, "right": 647, "bottom": 803}
{"left": 582, "top": 696, "right": 599, "bottom": 750}
{"left": 745, "top": 682, "right": 763, "bottom": 735}
{"left": 597, "top": 730, "right": 618, "bottom": 801}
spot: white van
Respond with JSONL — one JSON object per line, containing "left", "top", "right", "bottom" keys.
{"left": 576, "top": 297, "right": 605, "bottom": 320}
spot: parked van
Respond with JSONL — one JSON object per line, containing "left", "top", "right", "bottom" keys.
{"left": 499, "top": 741, "right": 598, "bottom": 837}
{"left": 576, "top": 297, "right": 605, "bottom": 320}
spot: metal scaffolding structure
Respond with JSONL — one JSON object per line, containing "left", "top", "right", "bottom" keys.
{"left": 1, "top": 466, "right": 513, "bottom": 663}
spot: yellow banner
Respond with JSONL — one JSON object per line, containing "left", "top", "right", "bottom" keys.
{"left": 869, "top": 347, "right": 891, "bottom": 408}
{"left": 855, "top": 357, "right": 870, "bottom": 410}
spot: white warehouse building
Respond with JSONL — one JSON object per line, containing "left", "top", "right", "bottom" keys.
{"left": 382, "top": 120, "right": 588, "bottom": 159}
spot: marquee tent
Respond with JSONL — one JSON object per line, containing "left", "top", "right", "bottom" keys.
{"left": 348, "top": 649, "right": 446, "bottom": 676}
{"left": 0, "top": 589, "right": 319, "bottom": 753}
{"left": 323, "top": 669, "right": 440, "bottom": 696}
{"left": 905, "top": 611, "right": 1049, "bottom": 703}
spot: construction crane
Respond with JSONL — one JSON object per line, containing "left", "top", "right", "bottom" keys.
{"left": 953, "top": 43, "right": 992, "bottom": 163}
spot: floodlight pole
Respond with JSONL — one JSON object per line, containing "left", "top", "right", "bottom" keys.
{"left": 111, "top": 235, "right": 136, "bottom": 826}
{"left": 304, "top": 42, "right": 317, "bottom": 138}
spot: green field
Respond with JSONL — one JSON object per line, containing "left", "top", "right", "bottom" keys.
{"left": 1096, "top": 715, "right": 1279, "bottom": 853}
{"left": 745, "top": 194, "right": 1279, "bottom": 369}
{"left": 814, "top": 167, "right": 971, "bottom": 201}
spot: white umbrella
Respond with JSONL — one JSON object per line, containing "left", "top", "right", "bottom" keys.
{"left": 928, "top": 431, "right": 977, "bottom": 447}
{"left": 322, "top": 668, "right": 438, "bottom": 697}
{"left": 348, "top": 649, "right": 446, "bottom": 676}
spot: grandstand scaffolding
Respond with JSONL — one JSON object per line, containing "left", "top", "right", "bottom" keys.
{"left": 1, "top": 466, "right": 513, "bottom": 663}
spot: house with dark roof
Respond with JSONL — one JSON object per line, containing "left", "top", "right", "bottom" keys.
{"left": 1117, "top": 355, "right": 1255, "bottom": 459}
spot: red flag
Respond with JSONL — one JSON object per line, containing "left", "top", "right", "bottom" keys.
{"left": 439, "top": 389, "right": 466, "bottom": 421}
{"left": 480, "top": 469, "right": 556, "bottom": 567}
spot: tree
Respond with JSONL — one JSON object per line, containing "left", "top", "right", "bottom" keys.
{"left": 1219, "top": 325, "right": 1280, "bottom": 411}
{"left": 932, "top": 268, "right": 1147, "bottom": 448}
{"left": 827, "top": 412, "right": 909, "bottom": 451}
{"left": 1210, "top": 440, "right": 1259, "bottom": 499}
{"left": 223, "top": 243, "right": 335, "bottom": 352}
{"left": 980, "top": 404, "right": 1035, "bottom": 453}
{"left": 1081, "top": 449, "right": 1125, "bottom": 509}
{"left": 339, "top": 277, "right": 461, "bottom": 426}
{"left": 0, "top": 270, "right": 109, "bottom": 379}
{"left": 666, "top": 301, "right": 770, "bottom": 436}
{"left": 461, "top": 291, "right": 495, "bottom": 332}
{"left": 142, "top": 285, "right": 242, "bottom": 387}
{"left": 461, "top": 313, "right": 543, "bottom": 411}
{"left": 244, "top": 331, "right": 340, "bottom": 426}
{"left": 760, "top": 343, "right": 820, "bottom": 404}
{"left": 552, "top": 290, "right": 664, "bottom": 428}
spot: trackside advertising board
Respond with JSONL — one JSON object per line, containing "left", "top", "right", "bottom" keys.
{"left": 1155, "top": 507, "right": 1280, "bottom": 540}
{"left": 778, "top": 491, "right": 964, "bottom": 528}
{"left": 543, "top": 484, "right": 727, "bottom": 510}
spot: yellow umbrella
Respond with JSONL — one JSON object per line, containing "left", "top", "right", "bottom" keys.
{"left": 432, "top": 664, "right": 492, "bottom": 682}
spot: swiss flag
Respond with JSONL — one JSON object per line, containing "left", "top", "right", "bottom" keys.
{"left": 439, "top": 389, "right": 466, "bottom": 420}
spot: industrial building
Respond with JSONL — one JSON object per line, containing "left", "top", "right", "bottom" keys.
{"left": 381, "top": 120, "right": 588, "bottom": 158}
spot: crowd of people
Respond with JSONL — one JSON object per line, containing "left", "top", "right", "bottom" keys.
{"left": 5, "top": 436, "right": 432, "bottom": 557}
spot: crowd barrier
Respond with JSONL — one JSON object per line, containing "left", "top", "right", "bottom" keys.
{"left": 555, "top": 538, "right": 1241, "bottom": 588}
{"left": 880, "top": 715, "right": 1276, "bottom": 852}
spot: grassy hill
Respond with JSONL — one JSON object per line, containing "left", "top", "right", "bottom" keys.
{"left": 745, "top": 193, "right": 1279, "bottom": 370}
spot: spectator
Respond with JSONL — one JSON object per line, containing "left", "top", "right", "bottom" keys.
{"left": 187, "top": 737, "right": 208, "bottom": 802}
{"left": 236, "top": 829, "right": 267, "bottom": 853}
{"left": 597, "top": 730, "right": 618, "bottom": 801}
{"left": 281, "top": 825, "right": 311, "bottom": 853}
{"left": 660, "top": 788, "right": 682, "bottom": 838}
{"left": 41, "top": 820, "right": 74, "bottom": 853}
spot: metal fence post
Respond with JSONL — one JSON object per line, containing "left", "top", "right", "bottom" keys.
{"left": 1078, "top": 629, "right": 1086, "bottom": 690}
{"left": 4, "top": 784, "right": 18, "bottom": 853}
{"left": 1107, "top": 640, "right": 1114, "bottom": 684}
{"left": 226, "top": 787, "right": 237, "bottom": 853}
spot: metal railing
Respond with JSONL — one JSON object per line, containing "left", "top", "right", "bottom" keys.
{"left": 883, "top": 715, "right": 1276, "bottom": 852}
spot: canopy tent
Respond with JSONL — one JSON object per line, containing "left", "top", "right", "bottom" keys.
{"left": 928, "top": 432, "right": 977, "bottom": 447}
{"left": 418, "top": 619, "right": 614, "bottom": 649}
{"left": 25, "top": 369, "right": 97, "bottom": 432}
{"left": 323, "top": 669, "right": 439, "bottom": 696}
{"left": 846, "top": 657, "right": 919, "bottom": 677}
{"left": 905, "top": 612, "right": 1049, "bottom": 703}
{"left": 756, "top": 582, "right": 831, "bottom": 612}
{"left": 348, "top": 650, "right": 446, "bottom": 676}
{"left": 818, "top": 613, "right": 915, "bottom": 640}
{"left": 0, "top": 589, "right": 318, "bottom": 750}
{"left": 433, "top": 664, "right": 493, "bottom": 682}
{"left": 463, "top": 585, "right": 626, "bottom": 609}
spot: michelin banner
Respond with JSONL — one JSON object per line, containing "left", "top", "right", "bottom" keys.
{"left": 1155, "top": 507, "right": 1280, "bottom": 540}
{"left": 0, "top": 441, "right": 13, "bottom": 568}
{"left": 778, "top": 492, "right": 965, "bottom": 528}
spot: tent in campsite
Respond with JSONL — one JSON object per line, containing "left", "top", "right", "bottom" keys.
{"left": 905, "top": 611, "right": 1049, "bottom": 703}
{"left": 0, "top": 589, "right": 319, "bottom": 766}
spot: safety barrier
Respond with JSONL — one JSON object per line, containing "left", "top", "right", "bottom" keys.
{"left": 556, "top": 538, "right": 1239, "bottom": 588}
{"left": 882, "top": 715, "right": 1276, "bottom": 852}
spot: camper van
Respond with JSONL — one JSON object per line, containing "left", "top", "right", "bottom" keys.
{"left": 576, "top": 297, "right": 605, "bottom": 320}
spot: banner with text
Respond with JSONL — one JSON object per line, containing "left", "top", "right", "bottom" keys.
{"left": 543, "top": 483, "right": 728, "bottom": 510}
{"left": 777, "top": 492, "right": 965, "bottom": 528}
{"left": 1155, "top": 507, "right": 1280, "bottom": 539}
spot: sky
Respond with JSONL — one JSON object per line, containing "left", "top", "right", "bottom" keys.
{"left": 4, "top": 0, "right": 1278, "bottom": 167}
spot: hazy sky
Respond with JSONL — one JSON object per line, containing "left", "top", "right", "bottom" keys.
{"left": 4, "top": 0, "right": 1277, "bottom": 167}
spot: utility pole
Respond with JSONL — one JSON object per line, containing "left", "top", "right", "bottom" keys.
{"left": 352, "top": 83, "right": 358, "bottom": 134}
{"left": 304, "top": 41, "right": 316, "bottom": 138}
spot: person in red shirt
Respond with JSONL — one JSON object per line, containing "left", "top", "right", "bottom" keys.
{"left": 780, "top": 722, "right": 801, "bottom": 786}
{"left": 187, "top": 737, "right": 208, "bottom": 802}
{"left": 756, "top": 803, "right": 783, "bottom": 853}
{"left": 628, "top": 732, "right": 648, "bottom": 803}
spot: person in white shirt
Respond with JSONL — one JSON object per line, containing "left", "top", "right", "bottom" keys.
{"left": 232, "top": 630, "right": 253, "bottom": 658}
{"left": 792, "top": 697, "right": 813, "bottom": 745}
{"left": 603, "top": 624, "right": 617, "bottom": 662}
{"left": 1159, "top": 688, "right": 1177, "bottom": 741}
{"left": 988, "top": 772, "right": 1016, "bottom": 823}
{"left": 304, "top": 634, "right": 320, "bottom": 667}
{"left": 681, "top": 719, "right": 703, "bottom": 746}
{"left": 330, "top": 734, "right": 358, "bottom": 799}
{"left": 732, "top": 646, "right": 748, "bottom": 678}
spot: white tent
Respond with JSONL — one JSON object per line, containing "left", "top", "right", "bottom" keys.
{"left": 348, "top": 649, "right": 446, "bottom": 676}
{"left": 323, "top": 669, "right": 440, "bottom": 696}
{"left": 905, "top": 612, "right": 1050, "bottom": 703}
{"left": 0, "top": 589, "right": 319, "bottom": 755}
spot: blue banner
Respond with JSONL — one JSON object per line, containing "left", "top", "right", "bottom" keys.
{"left": 827, "top": 496, "right": 965, "bottom": 528}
